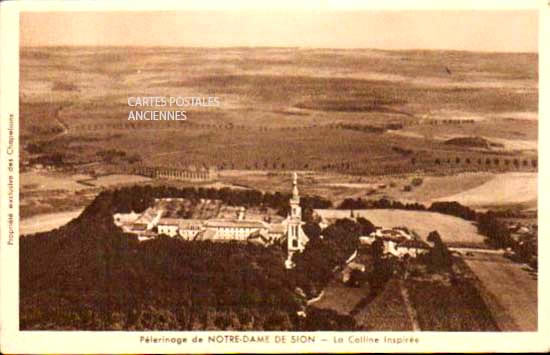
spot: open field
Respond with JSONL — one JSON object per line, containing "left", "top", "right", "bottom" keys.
{"left": 20, "top": 172, "right": 153, "bottom": 219}
{"left": 463, "top": 253, "right": 537, "bottom": 331}
{"left": 22, "top": 171, "right": 151, "bottom": 192}
{"left": 400, "top": 117, "right": 537, "bottom": 145}
{"left": 18, "top": 46, "right": 538, "bottom": 333}
{"left": 334, "top": 172, "right": 495, "bottom": 204}
{"left": 216, "top": 170, "right": 536, "bottom": 211}
{"left": 20, "top": 47, "right": 537, "bottom": 179}
{"left": 20, "top": 47, "right": 538, "bottom": 239}
{"left": 312, "top": 263, "right": 498, "bottom": 331}
{"left": 315, "top": 209, "right": 484, "bottom": 246}
{"left": 20, "top": 209, "right": 83, "bottom": 235}
{"left": 395, "top": 172, "right": 495, "bottom": 203}
{"left": 20, "top": 171, "right": 89, "bottom": 192}
{"left": 85, "top": 174, "right": 152, "bottom": 187}
{"left": 435, "top": 172, "right": 537, "bottom": 208}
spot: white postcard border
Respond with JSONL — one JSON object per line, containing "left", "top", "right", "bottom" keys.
{"left": 1, "top": 0, "right": 549, "bottom": 353}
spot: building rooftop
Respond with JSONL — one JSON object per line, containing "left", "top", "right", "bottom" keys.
{"left": 194, "top": 228, "right": 217, "bottom": 241}
{"left": 158, "top": 218, "right": 182, "bottom": 226}
{"left": 134, "top": 207, "right": 161, "bottom": 224}
{"left": 205, "top": 219, "right": 268, "bottom": 229}
{"left": 131, "top": 224, "right": 148, "bottom": 231}
{"left": 397, "top": 239, "right": 431, "bottom": 249}
{"left": 269, "top": 223, "right": 287, "bottom": 234}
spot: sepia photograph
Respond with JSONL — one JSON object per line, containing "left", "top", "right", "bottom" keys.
{"left": 1, "top": 1, "right": 547, "bottom": 353}
{"left": 16, "top": 9, "right": 539, "bottom": 333}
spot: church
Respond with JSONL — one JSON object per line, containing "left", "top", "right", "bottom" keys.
{"left": 284, "top": 172, "right": 309, "bottom": 269}
{"left": 113, "top": 172, "right": 309, "bottom": 268}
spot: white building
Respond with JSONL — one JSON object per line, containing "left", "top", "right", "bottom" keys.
{"left": 157, "top": 218, "right": 181, "bottom": 237}
{"left": 113, "top": 172, "right": 309, "bottom": 267}
{"left": 359, "top": 226, "right": 431, "bottom": 258}
{"left": 395, "top": 239, "right": 431, "bottom": 258}
{"left": 178, "top": 219, "right": 203, "bottom": 240}
{"left": 203, "top": 219, "right": 269, "bottom": 241}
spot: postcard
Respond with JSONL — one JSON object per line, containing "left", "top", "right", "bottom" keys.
{"left": 0, "top": 0, "right": 548, "bottom": 353}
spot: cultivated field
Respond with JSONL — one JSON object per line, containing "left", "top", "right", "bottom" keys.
{"left": 20, "top": 171, "right": 89, "bottom": 192}
{"left": 434, "top": 172, "right": 537, "bottom": 209}
{"left": 353, "top": 278, "right": 414, "bottom": 331}
{"left": 332, "top": 171, "right": 496, "bottom": 204}
{"left": 86, "top": 174, "right": 152, "bottom": 187}
{"left": 463, "top": 253, "right": 537, "bottom": 331}
{"left": 20, "top": 47, "right": 537, "bottom": 178}
{"left": 312, "top": 277, "right": 368, "bottom": 315}
{"left": 315, "top": 209, "right": 484, "bottom": 246}
{"left": 20, "top": 172, "right": 153, "bottom": 220}
{"left": 19, "top": 46, "right": 538, "bottom": 237}
{"left": 405, "top": 277, "right": 498, "bottom": 331}
{"left": 18, "top": 46, "right": 538, "bottom": 333}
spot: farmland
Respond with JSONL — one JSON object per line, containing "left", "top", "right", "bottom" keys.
{"left": 311, "top": 255, "right": 500, "bottom": 331}
{"left": 19, "top": 47, "right": 537, "bottom": 227}
{"left": 353, "top": 278, "right": 414, "bottom": 331}
{"left": 20, "top": 47, "right": 537, "bottom": 176}
{"left": 21, "top": 171, "right": 89, "bottom": 192}
{"left": 404, "top": 277, "right": 498, "bottom": 331}
{"left": 433, "top": 172, "right": 537, "bottom": 209}
{"left": 19, "top": 46, "right": 538, "bottom": 334}
{"left": 462, "top": 253, "right": 537, "bottom": 331}
{"left": 19, "top": 170, "right": 152, "bottom": 219}
{"left": 313, "top": 276, "right": 415, "bottom": 331}
{"left": 19, "top": 47, "right": 537, "bottom": 226}
{"left": 315, "top": 209, "right": 484, "bottom": 247}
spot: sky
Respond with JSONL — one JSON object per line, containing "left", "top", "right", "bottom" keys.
{"left": 20, "top": 10, "right": 538, "bottom": 52}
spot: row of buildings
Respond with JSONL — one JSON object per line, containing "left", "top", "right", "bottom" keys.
{"left": 133, "top": 165, "right": 218, "bottom": 181}
{"left": 114, "top": 173, "right": 309, "bottom": 268}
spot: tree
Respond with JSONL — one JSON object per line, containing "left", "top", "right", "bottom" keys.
{"left": 347, "top": 269, "right": 366, "bottom": 287}
{"left": 356, "top": 217, "right": 376, "bottom": 236}
{"left": 302, "top": 222, "right": 321, "bottom": 242}
{"left": 426, "top": 231, "right": 452, "bottom": 271}
{"left": 371, "top": 238, "right": 384, "bottom": 260}
{"left": 477, "top": 211, "right": 511, "bottom": 248}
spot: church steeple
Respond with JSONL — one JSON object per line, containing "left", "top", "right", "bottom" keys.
{"left": 291, "top": 172, "right": 300, "bottom": 203}
{"left": 285, "top": 172, "right": 308, "bottom": 269}
{"left": 290, "top": 172, "right": 301, "bottom": 219}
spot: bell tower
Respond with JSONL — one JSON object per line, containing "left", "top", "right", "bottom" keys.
{"left": 290, "top": 172, "right": 301, "bottom": 220}
{"left": 285, "top": 172, "right": 308, "bottom": 269}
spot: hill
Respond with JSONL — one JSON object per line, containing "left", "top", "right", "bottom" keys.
{"left": 20, "top": 185, "right": 356, "bottom": 330}
{"left": 444, "top": 136, "right": 502, "bottom": 149}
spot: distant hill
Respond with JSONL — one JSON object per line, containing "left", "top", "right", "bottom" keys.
{"left": 444, "top": 136, "right": 503, "bottom": 149}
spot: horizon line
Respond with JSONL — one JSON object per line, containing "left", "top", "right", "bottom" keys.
{"left": 19, "top": 44, "right": 539, "bottom": 55}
